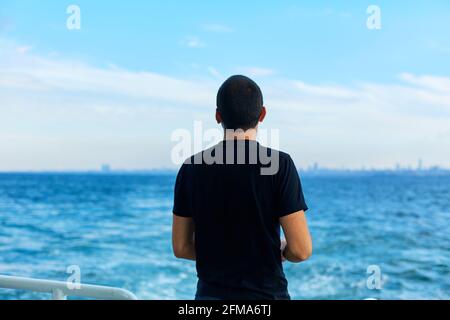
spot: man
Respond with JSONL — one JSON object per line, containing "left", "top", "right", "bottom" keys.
{"left": 172, "top": 75, "right": 312, "bottom": 300}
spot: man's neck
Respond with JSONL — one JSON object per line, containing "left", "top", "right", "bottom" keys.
{"left": 223, "top": 128, "right": 257, "bottom": 141}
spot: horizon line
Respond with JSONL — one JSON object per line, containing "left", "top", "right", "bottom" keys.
{"left": 1, "top": 166, "right": 449, "bottom": 175}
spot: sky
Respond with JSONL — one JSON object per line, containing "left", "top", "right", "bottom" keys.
{"left": 0, "top": 0, "right": 450, "bottom": 171}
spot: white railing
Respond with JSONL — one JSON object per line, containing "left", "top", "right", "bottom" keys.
{"left": 0, "top": 275, "right": 138, "bottom": 300}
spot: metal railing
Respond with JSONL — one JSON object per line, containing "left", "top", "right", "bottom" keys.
{"left": 0, "top": 275, "right": 138, "bottom": 300}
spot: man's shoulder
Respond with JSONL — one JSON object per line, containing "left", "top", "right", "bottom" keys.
{"left": 259, "top": 145, "right": 292, "bottom": 163}
{"left": 178, "top": 143, "right": 294, "bottom": 169}
{"left": 180, "top": 143, "right": 223, "bottom": 166}
{"left": 181, "top": 149, "right": 208, "bottom": 166}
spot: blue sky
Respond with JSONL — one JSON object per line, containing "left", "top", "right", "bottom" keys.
{"left": 0, "top": 1, "right": 450, "bottom": 170}
{"left": 3, "top": 1, "right": 450, "bottom": 82}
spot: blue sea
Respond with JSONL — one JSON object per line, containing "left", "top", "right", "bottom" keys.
{"left": 0, "top": 173, "right": 449, "bottom": 300}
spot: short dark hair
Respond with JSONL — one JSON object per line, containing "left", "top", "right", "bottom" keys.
{"left": 216, "top": 75, "right": 264, "bottom": 131}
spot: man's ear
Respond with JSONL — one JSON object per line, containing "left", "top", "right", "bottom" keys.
{"left": 259, "top": 106, "right": 267, "bottom": 123}
{"left": 215, "top": 109, "right": 223, "bottom": 124}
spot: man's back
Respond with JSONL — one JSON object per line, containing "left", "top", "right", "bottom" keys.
{"left": 173, "top": 140, "right": 308, "bottom": 299}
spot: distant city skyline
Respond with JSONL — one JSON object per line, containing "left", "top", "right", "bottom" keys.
{"left": 2, "top": 158, "right": 448, "bottom": 174}
{"left": 1, "top": 1, "right": 450, "bottom": 171}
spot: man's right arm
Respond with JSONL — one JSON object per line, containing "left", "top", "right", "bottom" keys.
{"left": 172, "top": 214, "right": 196, "bottom": 261}
{"left": 280, "top": 211, "right": 312, "bottom": 263}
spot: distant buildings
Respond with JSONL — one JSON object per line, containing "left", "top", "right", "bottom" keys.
{"left": 417, "top": 159, "right": 423, "bottom": 171}
{"left": 101, "top": 164, "right": 111, "bottom": 173}
{"left": 302, "top": 159, "right": 449, "bottom": 177}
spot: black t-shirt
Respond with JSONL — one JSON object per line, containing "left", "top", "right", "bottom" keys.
{"left": 173, "top": 140, "right": 308, "bottom": 300}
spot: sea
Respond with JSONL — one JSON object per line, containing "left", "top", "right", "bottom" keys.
{"left": 0, "top": 172, "right": 449, "bottom": 300}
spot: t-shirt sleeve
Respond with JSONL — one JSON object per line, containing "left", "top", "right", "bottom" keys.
{"left": 275, "top": 154, "right": 308, "bottom": 217}
{"left": 173, "top": 164, "right": 192, "bottom": 217}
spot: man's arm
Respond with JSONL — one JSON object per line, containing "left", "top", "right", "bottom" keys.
{"left": 280, "top": 211, "right": 312, "bottom": 263}
{"left": 172, "top": 214, "right": 196, "bottom": 261}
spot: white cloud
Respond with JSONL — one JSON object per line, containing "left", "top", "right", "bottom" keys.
{"left": 238, "top": 67, "right": 275, "bottom": 77}
{"left": 0, "top": 55, "right": 215, "bottom": 106}
{"left": 207, "top": 67, "right": 224, "bottom": 80}
{"left": 16, "top": 46, "right": 32, "bottom": 54}
{"left": 294, "top": 81, "right": 359, "bottom": 99}
{"left": 180, "top": 36, "right": 205, "bottom": 48}
{"left": 0, "top": 40, "right": 449, "bottom": 170}
{"left": 265, "top": 76, "right": 450, "bottom": 168}
{"left": 399, "top": 73, "right": 450, "bottom": 93}
{"left": 202, "top": 24, "right": 234, "bottom": 33}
